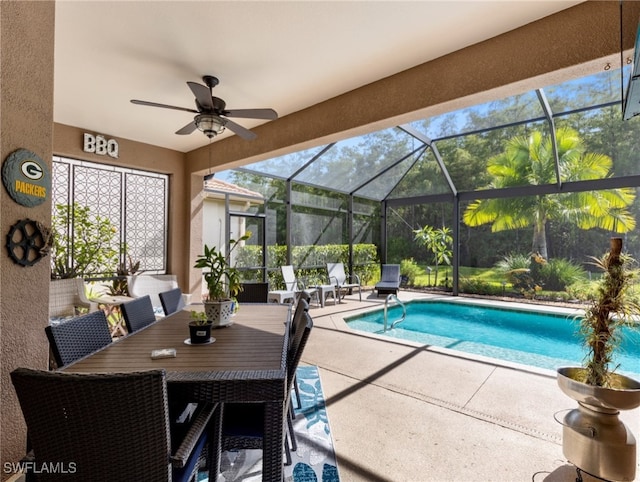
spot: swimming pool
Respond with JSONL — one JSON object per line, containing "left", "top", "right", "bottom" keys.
{"left": 345, "top": 299, "right": 640, "bottom": 377}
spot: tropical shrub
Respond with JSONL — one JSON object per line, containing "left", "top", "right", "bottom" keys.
{"left": 538, "top": 258, "right": 587, "bottom": 291}
{"left": 400, "top": 258, "right": 422, "bottom": 286}
{"left": 495, "top": 253, "right": 534, "bottom": 292}
{"left": 413, "top": 225, "right": 453, "bottom": 286}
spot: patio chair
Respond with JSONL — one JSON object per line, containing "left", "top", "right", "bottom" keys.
{"left": 375, "top": 264, "right": 401, "bottom": 297}
{"left": 283, "top": 265, "right": 319, "bottom": 306}
{"left": 267, "top": 266, "right": 297, "bottom": 304}
{"left": 127, "top": 274, "right": 189, "bottom": 317}
{"left": 10, "top": 368, "right": 217, "bottom": 482}
{"left": 235, "top": 282, "right": 269, "bottom": 303}
{"left": 45, "top": 310, "right": 112, "bottom": 368}
{"left": 49, "top": 278, "right": 98, "bottom": 322}
{"left": 268, "top": 266, "right": 318, "bottom": 306}
{"left": 159, "top": 287, "right": 186, "bottom": 316}
{"left": 327, "top": 262, "right": 362, "bottom": 301}
{"left": 121, "top": 295, "right": 157, "bottom": 333}
{"left": 217, "top": 307, "right": 313, "bottom": 469}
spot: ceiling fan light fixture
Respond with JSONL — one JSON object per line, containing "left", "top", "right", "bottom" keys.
{"left": 195, "top": 114, "right": 226, "bottom": 138}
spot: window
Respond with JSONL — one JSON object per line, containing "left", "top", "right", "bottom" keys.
{"left": 52, "top": 156, "right": 169, "bottom": 276}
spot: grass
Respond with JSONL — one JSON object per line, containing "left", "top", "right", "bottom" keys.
{"left": 414, "top": 265, "right": 506, "bottom": 287}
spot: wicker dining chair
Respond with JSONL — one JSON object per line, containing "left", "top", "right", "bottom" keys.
{"left": 217, "top": 306, "right": 313, "bottom": 468}
{"left": 159, "top": 287, "right": 186, "bottom": 316}
{"left": 45, "top": 310, "right": 112, "bottom": 368}
{"left": 10, "top": 368, "right": 217, "bottom": 482}
{"left": 121, "top": 295, "right": 157, "bottom": 333}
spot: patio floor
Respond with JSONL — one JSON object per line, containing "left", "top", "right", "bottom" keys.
{"left": 301, "top": 290, "right": 640, "bottom": 482}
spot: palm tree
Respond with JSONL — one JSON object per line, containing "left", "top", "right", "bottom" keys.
{"left": 463, "top": 127, "right": 635, "bottom": 259}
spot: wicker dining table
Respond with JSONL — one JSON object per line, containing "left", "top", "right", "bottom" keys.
{"left": 61, "top": 302, "right": 291, "bottom": 481}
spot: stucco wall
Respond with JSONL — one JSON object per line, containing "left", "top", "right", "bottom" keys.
{"left": 0, "top": 3, "right": 55, "bottom": 479}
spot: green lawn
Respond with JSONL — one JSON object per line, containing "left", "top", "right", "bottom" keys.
{"left": 414, "top": 265, "right": 506, "bottom": 287}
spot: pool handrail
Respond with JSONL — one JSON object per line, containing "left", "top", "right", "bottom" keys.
{"left": 383, "top": 294, "right": 406, "bottom": 332}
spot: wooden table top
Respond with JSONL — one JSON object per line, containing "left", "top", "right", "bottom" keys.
{"left": 63, "top": 303, "right": 291, "bottom": 381}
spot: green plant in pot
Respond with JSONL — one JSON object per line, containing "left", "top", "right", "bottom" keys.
{"left": 194, "top": 233, "right": 250, "bottom": 327}
{"left": 188, "top": 310, "right": 211, "bottom": 344}
{"left": 557, "top": 237, "right": 640, "bottom": 482}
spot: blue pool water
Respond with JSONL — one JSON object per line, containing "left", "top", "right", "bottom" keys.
{"left": 345, "top": 300, "right": 640, "bottom": 377}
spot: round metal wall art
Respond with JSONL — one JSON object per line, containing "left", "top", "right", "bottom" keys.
{"left": 2, "top": 148, "right": 51, "bottom": 207}
{"left": 6, "top": 219, "right": 48, "bottom": 267}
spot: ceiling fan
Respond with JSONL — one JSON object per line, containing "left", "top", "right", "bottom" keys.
{"left": 130, "top": 75, "right": 278, "bottom": 140}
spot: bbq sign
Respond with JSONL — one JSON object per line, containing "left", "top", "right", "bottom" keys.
{"left": 2, "top": 149, "right": 50, "bottom": 207}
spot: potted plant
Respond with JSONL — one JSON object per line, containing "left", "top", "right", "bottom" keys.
{"left": 188, "top": 310, "right": 212, "bottom": 344}
{"left": 557, "top": 237, "right": 640, "bottom": 481}
{"left": 194, "top": 233, "right": 250, "bottom": 327}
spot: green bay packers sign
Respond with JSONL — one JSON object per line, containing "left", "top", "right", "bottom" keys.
{"left": 2, "top": 149, "right": 50, "bottom": 207}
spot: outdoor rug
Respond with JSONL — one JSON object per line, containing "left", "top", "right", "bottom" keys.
{"left": 199, "top": 364, "right": 340, "bottom": 482}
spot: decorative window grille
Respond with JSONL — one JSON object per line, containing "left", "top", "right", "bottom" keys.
{"left": 52, "top": 156, "right": 169, "bottom": 275}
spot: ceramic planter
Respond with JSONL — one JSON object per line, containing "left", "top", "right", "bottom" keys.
{"left": 203, "top": 299, "right": 234, "bottom": 327}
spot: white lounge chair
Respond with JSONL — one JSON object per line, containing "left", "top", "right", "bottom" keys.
{"left": 268, "top": 265, "right": 317, "bottom": 305}
{"left": 327, "top": 262, "right": 361, "bottom": 302}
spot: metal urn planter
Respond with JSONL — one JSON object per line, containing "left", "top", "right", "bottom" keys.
{"left": 557, "top": 367, "right": 640, "bottom": 482}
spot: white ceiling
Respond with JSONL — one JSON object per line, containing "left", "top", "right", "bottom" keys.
{"left": 54, "top": 1, "right": 584, "bottom": 153}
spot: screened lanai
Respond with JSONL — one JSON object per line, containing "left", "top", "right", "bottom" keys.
{"left": 212, "top": 65, "right": 640, "bottom": 298}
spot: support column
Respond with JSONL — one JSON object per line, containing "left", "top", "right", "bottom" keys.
{"left": 0, "top": 2, "right": 55, "bottom": 478}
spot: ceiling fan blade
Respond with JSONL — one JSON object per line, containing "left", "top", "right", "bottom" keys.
{"left": 224, "top": 108, "right": 278, "bottom": 120}
{"left": 175, "top": 120, "right": 197, "bottom": 135}
{"left": 224, "top": 119, "right": 257, "bottom": 141}
{"left": 187, "top": 81, "right": 214, "bottom": 111}
{"left": 131, "top": 99, "right": 198, "bottom": 113}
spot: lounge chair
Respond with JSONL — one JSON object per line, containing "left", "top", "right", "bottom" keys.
{"left": 327, "top": 262, "right": 361, "bottom": 302}
{"left": 375, "top": 264, "right": 401, "bottom": 297}
{"left": 268, "top": 265, "right": 317, "bottom": 305}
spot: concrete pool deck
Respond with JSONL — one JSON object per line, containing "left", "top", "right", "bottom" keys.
{"left": 300, "top": 290, "right": 640, "bottom": 482}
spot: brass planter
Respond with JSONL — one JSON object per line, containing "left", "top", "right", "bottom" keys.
{"left": 557, "top": 367, "right": 640, "bottom": 481}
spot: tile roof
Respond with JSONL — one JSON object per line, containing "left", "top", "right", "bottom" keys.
{"left": 204, "top": 178, "right": 263, "bottom": 199}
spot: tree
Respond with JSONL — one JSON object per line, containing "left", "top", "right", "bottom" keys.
{"left": 462, "top": 127, "right": 636, "bottom": 259}
{"left": 51, "top": 203, "right": 120, "bottom": 279}
{"left": 413, "top": 225, "right": 453, "bottom": 286}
